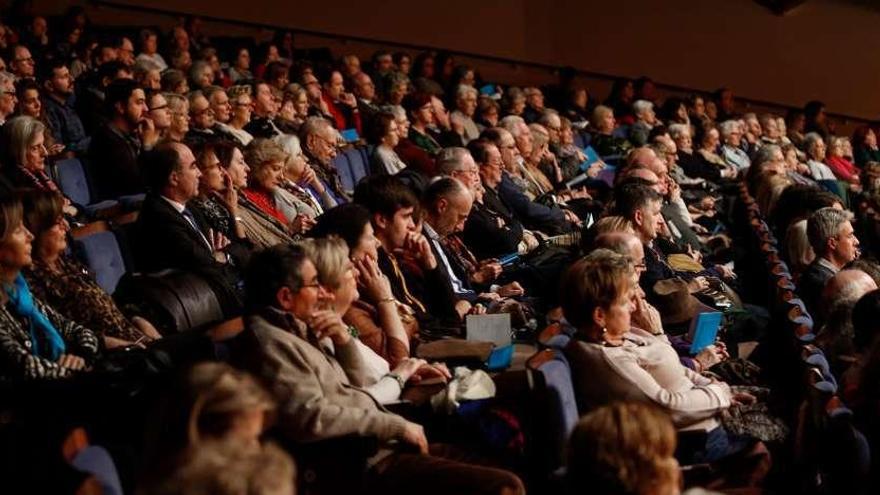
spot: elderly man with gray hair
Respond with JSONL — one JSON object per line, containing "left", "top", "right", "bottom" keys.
{"left": 629, "top": 99, "right": 657, "bottom": 147}
{"left": 800, "top": 207, "right": 861, "bottom": 316}
{"left": 719, "top": 120, "right": 751, "bottom": 172}
{"left": 0, "top": 71, "right": 16, "bottom": 125}
{"left": 451, "top": 84, "right": 480, "bottom": 144}
{"left": 300, "top": 116, "right": 349, "bottom": 203}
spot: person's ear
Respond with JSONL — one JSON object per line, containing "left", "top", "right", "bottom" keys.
{"left": 114, "top": 100, "right": 126, "bottom": 116}
{"left": 276, "top": 286, "right": 295, "bottom": 311}
{"left": 437, "top": 197, "right": 449, "bottom": 215}
{"left": 373, "top": 213, "right": 389, "bottom": 232}
{"left": 827, "top": 236, "right": 839, "bottom": 253}
{"left": 592, "top": 306, "right": 607, "bottom": 329}
{"left": 633, "top": 209, "right": 644, "bottom": 227}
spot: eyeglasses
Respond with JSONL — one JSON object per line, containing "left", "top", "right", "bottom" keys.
{"left": 192, "top": 107, "right": 215, "bottom": 116}
{"left": 15, "top": 57, "right": 34, "bottom": 64}
{"left": 149, "top": 104, "right": 168, "bottom": 111}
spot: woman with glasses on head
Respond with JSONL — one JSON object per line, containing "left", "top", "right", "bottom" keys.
{"left": 21, "top": 190, "right": 161, "bottom": 348}
{"left": 0, "top": 194, "right": 99, "bottom": 380}
{"left": 225, "top": 85, "right": 254, "bottom": 146}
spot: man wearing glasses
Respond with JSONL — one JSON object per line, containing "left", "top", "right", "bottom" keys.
{"left": 10, "top": 45, "right": 35, "bottom": 81}
{"left": 0, "top": 70, "right": 16, "bottom": 126}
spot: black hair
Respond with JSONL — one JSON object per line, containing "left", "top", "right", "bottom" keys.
{"left": 244, "top": 244, "right": 309, "bottom": 313}
{"left": 612, "top": 183, "right": 661, "bottom": 219}
{"left": 353, "top": 174, "right": 418, "bottom": 219}
{"left": 140, "top": 142, "right": 182, "bottom": 193}
{"left": 104, "top": 77, "right": 140, "bottom": 115}
{"left": 309, "top": 203, "right": 371, "bottom": 251}
{"left": 364, "top": 112, "right": 396, "bottom": 146}
{"left": 467, "top": 138, "right": 493, "bottom": 165}
{"left": 853, "top": 289, "right": 880, "bottom": 351}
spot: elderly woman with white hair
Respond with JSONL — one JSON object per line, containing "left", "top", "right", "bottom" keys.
{"left": 825, "top": 136, "right": 861, "bottom": 186}
{"left": 628, "top": 99, "right": 657, "bottom": 147}
{"left": 451, "top": 84, "right": 480, "bottom": 144}
{"left": 590, "top": 104, "right": 632, "bottom": 158}
{"left": 719, "top": 120, "right": 750, "bottom": 172}
{"left": 275, "top": 133, "right": 335, "bottom": 219}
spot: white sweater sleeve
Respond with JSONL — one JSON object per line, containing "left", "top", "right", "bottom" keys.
{"left": 603, "top": 349, "right": 731, "bottom": 427}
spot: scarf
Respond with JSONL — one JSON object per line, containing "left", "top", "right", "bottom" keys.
{"left": 5, "top": 273, "right": 66, "bottom": 360}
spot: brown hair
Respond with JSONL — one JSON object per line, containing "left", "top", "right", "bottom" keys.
{"left": 184, "top": 362, "right": 275, "bottom": 446}
{"left": 566, "top": 402, "right": 678, "bottom": 495}
{"left": 20, "top": 189, "right": 63, "bottom": 253}
{"left": 560, "top": 249, "right": 633, "bottom": 330}
{"left": 0, "top": 194, "right": 24, "bottom": 247}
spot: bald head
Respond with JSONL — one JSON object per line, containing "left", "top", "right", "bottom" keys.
{"left": 626, "top": 147, "right": 658, "bottom": 168}
{"left": 823, "top": 269, "right": 878, "bottom": 309}
{"left": 595, "top": 232, "right": 643, "bottom": 261}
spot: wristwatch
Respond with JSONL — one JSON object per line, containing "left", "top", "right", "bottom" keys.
{"left": 385, "top": 372, "right": 406, "bottom": 389}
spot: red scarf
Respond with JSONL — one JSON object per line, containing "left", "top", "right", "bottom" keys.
{"left": 241, "top": 188, "right": 288, "bottom": 224}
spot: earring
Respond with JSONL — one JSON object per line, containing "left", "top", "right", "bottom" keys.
{"left": 601, "top": 327, "right": 607, "bottom": 334}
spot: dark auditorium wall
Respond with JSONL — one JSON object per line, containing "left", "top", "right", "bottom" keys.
{"left": 43, "top": 0, "right": 880, "bottom": 119}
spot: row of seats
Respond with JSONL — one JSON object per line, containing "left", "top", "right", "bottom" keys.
{"left": 737, "top": 182, "right": 872, "bottom": 494}
{"left": 51, "top": 158, "right": 144, "bottom": 220}
{"left": 332, "top": 145, "right": 372, "bottom": 194}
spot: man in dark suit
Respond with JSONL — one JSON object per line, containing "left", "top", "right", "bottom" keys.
{"left": 134, "top": 141, "right": 243, "bottom": 316}
{"left": 800, "top": 207, "right": 861, "bottom": 317}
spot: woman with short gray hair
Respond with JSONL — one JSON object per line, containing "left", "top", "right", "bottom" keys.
{"left": 451, "top": 84, "right": 480, "bottom": 144}
{"left": 803, "top": 132, "right": 837, "bottom": 181}
{"left": 719, "top": 120, "right": 750, "bottom": 172}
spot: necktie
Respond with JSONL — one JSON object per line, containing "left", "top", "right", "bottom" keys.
{"left": 387, "top": 254, "right": 427, "bottom": 313}
{"left": 181, "top": 208, "right": 213, "bottom": 250}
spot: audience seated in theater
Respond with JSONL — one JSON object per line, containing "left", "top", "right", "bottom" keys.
{"left": 299, "top": 116, "right": 349, "bottom": 203}
{"left": 694, "top": 124, "right": 738, "bottom": 180}
{"left": 403, "top": 92, "right": 442, "bottom": 157}
{"left": 802, "top": 132, "right": 837, "bottom": 182}
{"left": 379, "top": 71, "right": 409, "bottom": 107}
{"left": 231, "top": 244, "right": 525, "bottom": 495}
{"left": 162, "top": 92, "right": 190, "bottom": 143}
{"left": 475, "top": 96, "right": 500, "bottom": 131}
{"left": 521, "top": 86, "right": 545, "bottom": 124}
{"left": 825, "top": 135, "right": 861, "bottom": 187}
{"left": 244, "top": 80, "right": 284, "bottom": 139}
{"left": 302, "top": 236, "right": 449, "bottom": 399}
{"left": 560, "top": 249, "right": 769, "bottom": 480}
{"left": 135, "top": 29, "right": 167, "bottom": 71}
{"left": 274, "top": 134, "right": 334, "bottom": 218}
{"left": 134, "top": 63, "right": 161, "bottom": 92}
{"left": 427, "top": 95, "right": 463, "bottom": 148}
{"left": 242, "top": 138, "right": 313, "bottom": 239}
{"left": 463, "top": 139, "right": 537, "bottom": 259}
{"left": 21, "top": 190, "right": 162, "bottom": 347}
{"left": 188, "top": 141, "right": 254, "bottom": 265}
{"left": 718, "top": 120, "right": 750, "bottom": 173}
{"left": 309, "top": 204, "right": 419, "bottom": 366}
{"left": 0, "top": 70, "right": 17, "bottom": 126}
{"left": 184, "top": 90, "right": 232, "bottom": 145}
{"left": 481, "top": 127, "right": 577, "bottom": 235}
{"left": 590, "top": 104, "right": 632, "bottom": 158}
{"left": 566, "top": 402, "right": 681, "bottom": 495}
{"left": 628, "top": 100, "right": 658, "bottom": 147}
{"left": 814, "top": 269, "right": 876, "bottom": 371}
{"left": 224, "top": 84, "right": 255, "bottom": 146}
{"left": 451, "top": 84, "right": 480, "bottom": 144}
{"left": 354, "top": 175, "right": 462, "bottom": 336}
{"left": 139, "top": 362, "right": 294, "bottom": 495}
{"left": 135, "top": 142, "right": 244, "bottom": 316}
{"left": 320, "top": 69, "right": 361, "bottom": 135}
{"left": 0, "top": 194, "right": 99, "bottom": 381}
{"left": 366, "top": 111, "right": 408, "bottom": 175}
{"left": 39, "top": 59, "right": 89, "bottom": 153}
{"left": 352, "top": 71, "right": 379, "bottom": 119}
{"left": 852, "top": 125, "right": 880, "bottom": 168}
{"left": 145, "top": 90, "right": 172, "bottom": 143}
{"left": 800, "top": 207, "right": 860, "bottom": 316}
{"left": 227, "top": 48, "right": 252, "bottom": 84}
{"left": 88, "top": 78, "right": 148, "bottom": 200}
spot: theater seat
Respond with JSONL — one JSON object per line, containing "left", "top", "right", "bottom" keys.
{"left": 345, "top": 147, "right": 369, "bottom": 185}
{"left": 332, "top": 152, "right": 356, "bottom": 193}
{"left": 72, "top": 225, "right": 127, "bottom": 295}
{"left": 114, "top": 270, "right": 223, "bottom": 335}
{"left": 54, "top": 158, "right": 120, "bottom": 218}
{"left": 526, "top": 349, "right": 578, "bottom": 481}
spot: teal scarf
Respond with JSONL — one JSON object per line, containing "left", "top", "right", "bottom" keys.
{"left": 5, "top": 273, "right": 66, "bottom": 360}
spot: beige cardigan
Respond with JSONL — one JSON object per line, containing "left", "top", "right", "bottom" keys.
{"left": 564, "top": 327, "right": 731, "bottom": 431}
{"left": 234, "top": 308, "right": 409, "bottom": 444}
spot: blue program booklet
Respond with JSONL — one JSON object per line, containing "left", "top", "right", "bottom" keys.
{"left": 688, "top": 311, "right": 723, "bottom": 355}
{"left": 579, "top": 146, "right": 602, "bottom": 171}
{"left": 340, "top": 128, "right": 359, "bottom": 142}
